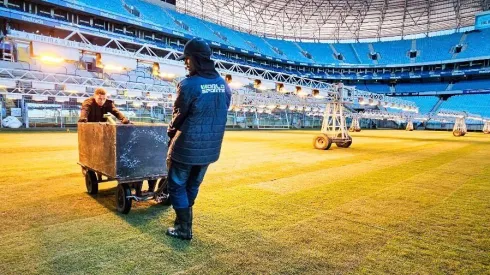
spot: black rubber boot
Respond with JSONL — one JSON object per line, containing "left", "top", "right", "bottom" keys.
{"left": 174, "top": 206, "right": 192, "bottom": 227}
{"left": 166, "top": 208, "right": 192, "bottom": 240}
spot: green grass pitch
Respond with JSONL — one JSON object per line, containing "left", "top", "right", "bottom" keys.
{"left": 0, "top": 130, "right": 489, "bottom": 274}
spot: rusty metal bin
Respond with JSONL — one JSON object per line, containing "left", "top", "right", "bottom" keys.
{"left": 78, "top": 123, "right": 168, "bottom": 181}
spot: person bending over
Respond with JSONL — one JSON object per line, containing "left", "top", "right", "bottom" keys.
{"left": 78, "top": 88, "right": 130, "bottom": 124}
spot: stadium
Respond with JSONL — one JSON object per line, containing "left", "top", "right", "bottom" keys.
{"left": 1, "top": 0, "right": 490, "bottom": 273}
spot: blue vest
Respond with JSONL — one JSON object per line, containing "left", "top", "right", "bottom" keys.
{"left": 168, "top": 75, "right": 232, "bottom": 165}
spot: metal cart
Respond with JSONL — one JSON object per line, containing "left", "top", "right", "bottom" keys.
{"left": 78, "top": 122, "right": 170, "bottom": 214}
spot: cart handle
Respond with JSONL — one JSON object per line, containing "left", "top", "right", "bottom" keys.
{"left": 103, "top": 113, "right": 117, "bottom": 125}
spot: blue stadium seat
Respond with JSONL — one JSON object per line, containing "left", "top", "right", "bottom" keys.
{"left": 265, "top": 39, "right": 312, "bottom": 63}
{"left": 416, "top": 33, "right": 462, "bottom": 62}
{"left": 298, "top": 42, "right": 338, "bottom": 64}
{"left": 440, "top": 94, "right": 490, "bottom": 117}
{"left": 74, "top": 0, "right": 490, "bottom": 67}
{"left": 359, "top": 83, "right": 392, "bottom": 93}
{"left": 201, "top": 22, "right": 255, "bottom": 51}
{"left": 350, "top": 43, "right": 372, "bottom": 64}
{"left": 372, "top": 40, "right": 412, "bottom": 65}
{"left": 452, "top": 79, "right": 490, "bottom": 90}
{"left": 402, "top": 96, "right": 439, "bottom": 113}
{"left": 163, "top": 9, "right": 220, "bottom": 42}
{"left": 395, "top": 83, "right": 448, "bottom": 92}
{"left": 457, "top": 29, "right": 490, "bottom": 59}
{"left": 76, "top": 0, "right": 131, "bottom": 18}
{"left": 333, "top": 43, "right": 362, "bottom": 64}
{"left": 124, "top": 0, "right": 179, "bottom": 30}
{"left": 237, "top": 33, "right": 282, "bottom": 58}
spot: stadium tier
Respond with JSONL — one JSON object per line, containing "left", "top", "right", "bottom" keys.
{"left": 452, "top": 79, "right": 490, "bottom": 90}
{"left": 47, "top": 0, "right": 490, "bottom": 66}
{"left": 440, "top": 93, "right": 490, "bottom": 118}
{"left": 0, "top": 0, "right": 489, "bottom": 130}
{"left": 400, "top": 96, "right": 440, "bottom": 114}
{"left": 359, "top": 80, "right": 490, "bottom": 94}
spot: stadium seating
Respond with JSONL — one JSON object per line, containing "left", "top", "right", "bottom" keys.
{"left": 350, "top": 43, "right": 373, "bottom": 64}
{"left": 201, "top": 22, "right": 256, "bottom": 51}
{"left": 358, "top": 83, "right": 392, "bottom": 93}
{"left": 402, "top": 96, "right": 440, "bottom": 113}
{"left": 298, "top": 42, "right": 338, "bottom": 64}
{"left": 123, "top": 0, "right": 178, "bottom": 30}
{"left": 265, "top": 39, "right": 312, "bottom": 63}
{"left": 451, "top": 79, "right": 490, "bottom": 90}
{"left": 372, "top": 40, "right": 412, "bottom": 65}
{"left": 457, "top": 30, "right": 490, "bottom": 59}
{"left": 440, "top": 94, "right": 490, "bottom": 117}
{"left": 358, "top": 83, "right": 450, "bottom": 94}
{"left": 395, "top": 83, "right": 449, "bottom": 92}
{"left": 74, "top": 0, "right": 490, "bottom": 66}
{"left": 76, "top": 0, "right": 131, "bottom": 18}
{"left": 238, "top": 34, "right": 283, "bottom": 58}
{"left": 163, "top": 9, "right": 219, "bottom": 42}
{"left": 333, "top": 43, "right": 363, "bottom": 64}
{"left": 415, "top": 33, "right": 462, "bottom": 62}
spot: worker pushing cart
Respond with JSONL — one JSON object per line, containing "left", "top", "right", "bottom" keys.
{"left": 77, "top": 88, "right": 169, "bottom": 213}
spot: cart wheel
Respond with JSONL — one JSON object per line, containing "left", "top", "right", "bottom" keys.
{"left": 156, "top": 177, "right": 171, "bottom": 206}
{"left": 116, "top": 183, "right": 132, "bottom": 214}
{"left": 85, "top": 170, "right": 98, "bottom": 195}
{"left": 313, "top": 134, "right": 332, "bottom": 150}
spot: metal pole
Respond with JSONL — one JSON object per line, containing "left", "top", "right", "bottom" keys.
{"left": 60, "top": 103, "right": 63, "bottom": 128}
{"left": 0, "top": 97, "right": 3, "bottom": 128}
{"left": 254, "top": 110, "right": 259, "bottom": 129}
{"left": 233, "top": 111, "right": 239, "bottom": 128}
{"left": 24, "top": 100, "right": 29, "bottom": 129}
{"left": 285, "top": 109, "right": 289, "bottom": 129}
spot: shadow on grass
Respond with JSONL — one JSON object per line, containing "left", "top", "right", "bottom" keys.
{"left": 89, "top": 186, "right": 169, "bottom": 220}
{"left": 88, "top": 186, "right": 193, "bottom": 251}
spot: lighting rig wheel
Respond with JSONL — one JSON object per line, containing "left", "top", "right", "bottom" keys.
{"left": 85, "top": 170, "right": 99, "bottom": 195}
{"left": 336, "top": 136, "right": 353, "bottom": 148}
{"left": 116, "top": 183, "right": 132, "bottom": 214}
{"left": 313, "top": 134, "right": 332, "bottom": 150}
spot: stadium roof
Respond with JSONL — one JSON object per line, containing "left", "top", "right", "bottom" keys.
{"left": 176, "top": 0, "right": 489, "bottom": 41}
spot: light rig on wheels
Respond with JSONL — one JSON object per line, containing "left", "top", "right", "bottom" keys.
{"left": 313, "top": 83, "right": 352, "bottom": 150}
{"left": 313, "top": 83, "right": 418, "bottom": 150}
